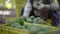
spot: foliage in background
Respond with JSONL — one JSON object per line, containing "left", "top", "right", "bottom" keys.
{"left": 15, "top": 0, "right": 27, "bottom": 17}
{"left": 6, "top": 0, "right": 27, "bottom": 21}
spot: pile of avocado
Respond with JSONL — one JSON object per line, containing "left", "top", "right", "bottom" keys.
{"left": 25, "top": 16, "right": 47, "bottom": 24}
{"left": 7, "top": 16, "right": 25, "bottom": 29}
{"left": 7, "top": 16, "right": 52, "bottom": 34}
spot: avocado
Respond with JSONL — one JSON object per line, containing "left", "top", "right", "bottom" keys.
{"left": 26, "top": 18, "right": 33, "bottom": 23}
{"left": 30, "top": 16, "right": 35, "bottom": 20}
{"left": 15, "top": 17, "right": 24, "bottom": 25}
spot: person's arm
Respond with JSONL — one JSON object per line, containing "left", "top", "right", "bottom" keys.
{"left": 23, "top": 0, "right": 32, "bottom": 17}
{"left": 50, "top": 0, "right": 59, "bottom": 10}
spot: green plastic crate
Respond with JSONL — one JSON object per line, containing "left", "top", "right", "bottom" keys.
{"left": 0, "top": 22, "right": 60, "bottom": 34}
{"left": 0, "top": 24, "right": 29, "bottom": 34}
{"left": 24, "top": 22, "right": 60, "bottom": 34}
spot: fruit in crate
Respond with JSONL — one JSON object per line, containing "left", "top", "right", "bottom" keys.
{"left": 7, "top": 21, "right": 24, "bottom": 29}
{"left": 30, "top": 16, "right": 35, "bottom": 20}
{"left": 33, "top": 17, "right": 41, "bottom": 24}
{"left": 26, "top": 18, "right": 33, "bottom": 23}
{"left": 24, "top": 16, "right": 47, "bottom": 24}
{"left": 15, "top": 16, "right": 24, "bottom": 25}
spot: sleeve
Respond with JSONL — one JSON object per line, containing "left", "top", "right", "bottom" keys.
{"left": 23, "top": 0, "right": 32, "bottom": 17}
{"left": 50, "top": 0, "right": 59, "bottom": 10}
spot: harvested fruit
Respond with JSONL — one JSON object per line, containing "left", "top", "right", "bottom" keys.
{"left": 26, "top": 18, "right": 33, "bottom": 23}
{"left": 15, "top": 16, "right": 24, "bottom": 25}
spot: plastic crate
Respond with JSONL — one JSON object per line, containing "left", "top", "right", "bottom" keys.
{"left": 24, "top": 22, "right": 60, "bottom": 34}
{"left": 0, "top": 24, "right": 29, "bottom": 34}
{"left": 0, "top": 23, "right": 60, "bottom": 34}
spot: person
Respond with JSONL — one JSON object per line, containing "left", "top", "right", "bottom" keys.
{"left": 22, "top": 0, "right": 60, "bottom": 27}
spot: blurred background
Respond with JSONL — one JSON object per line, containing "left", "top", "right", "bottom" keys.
{"left": 0, "top": 0, "right": 60, "bottom": 21}
{"left": 0, "top": 0, "right": 26, "bottom": 22}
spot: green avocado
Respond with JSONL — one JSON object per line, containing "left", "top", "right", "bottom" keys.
{"left": 26, "top": 18, "right": 33, "bottom": 23}
{"left": 33, "top": 17, "right": 41, "bottom": 24}
{"left": 30, "top": 16, "right": 35, "bottom": 20}
{"left": 15, "top": 17, "right": 24, "bottom": 25}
